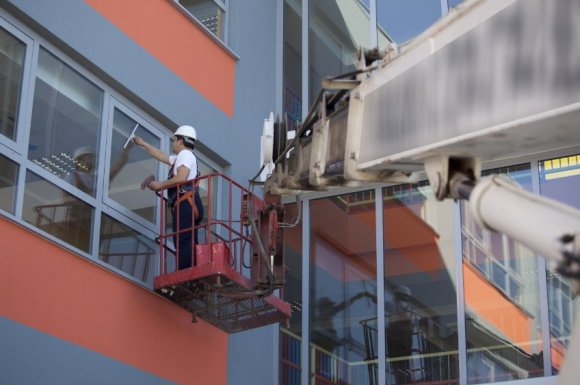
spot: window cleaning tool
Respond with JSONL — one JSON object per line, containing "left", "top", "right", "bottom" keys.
{"left": 123, "top": 123, "right": 139, "bottom": 149}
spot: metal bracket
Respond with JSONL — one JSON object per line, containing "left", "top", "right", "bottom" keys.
{"left": 424, "top": 155, "right": 481, "bottom": 200}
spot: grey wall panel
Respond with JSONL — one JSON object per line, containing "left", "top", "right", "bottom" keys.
{"left": 220, "top": 0, "right": 279, "bottom": 184}
{"left": 225, "top": 2, "right": 280, "bottom": 384}
{"left": 0, "top": 317, "right": 177, "bottom": 385}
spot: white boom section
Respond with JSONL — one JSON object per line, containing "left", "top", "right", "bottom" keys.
{"left": 355, "top": 0, "right": 580, "bottom": 172}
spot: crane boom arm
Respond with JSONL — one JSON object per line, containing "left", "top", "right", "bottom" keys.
{"left": 259, "top": 0, "right": 580, "bottom": 382}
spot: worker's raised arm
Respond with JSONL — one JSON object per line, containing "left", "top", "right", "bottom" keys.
{"left": 133, "top": 136, "right": 170, "bottom": 165}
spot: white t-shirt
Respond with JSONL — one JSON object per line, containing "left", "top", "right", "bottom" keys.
{"left": 169, "top": 149, "right": 198, "bottom": 181}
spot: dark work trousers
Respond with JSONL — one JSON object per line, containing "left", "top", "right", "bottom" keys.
{"left": 172, "top": 189, "right": 204, "bottom": 270}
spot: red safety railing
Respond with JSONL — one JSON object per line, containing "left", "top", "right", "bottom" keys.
{"left": 153, "top": 173, "right": 291, "bottom": 333}
{"left": 158, "top": 173, "right": 259, "bottom": 276}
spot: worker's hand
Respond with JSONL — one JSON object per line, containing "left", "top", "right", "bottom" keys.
{"left": 132, "top": 136, "right": 146, "bottom": 148}
{"left": 148, "top": 180, "right": 163, "bottom": 191}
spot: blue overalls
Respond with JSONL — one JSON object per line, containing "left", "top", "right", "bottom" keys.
{"left": 167, "top": 164, "right": 204, "bottom": 270}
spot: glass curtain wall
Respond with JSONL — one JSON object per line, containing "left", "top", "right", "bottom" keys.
{"left": 383, "top": 183, "right": 459, "bottom": 385}
{"left": 310, "top": 191, "right": 378, "bottom": 385}
{"left": 308, "top": 0, "right": 370, "bottom": 105}
{"left": 539, "top": 153, "right": 580, "bottom": 375}
{"left": 461, "top": 164, "right": 544, "bottom": 383}
{"left": 280, "top": 203, "right": 303, "bottom": 385}
{"left": 0, "top": 25, "right": 26, "bottom": 141}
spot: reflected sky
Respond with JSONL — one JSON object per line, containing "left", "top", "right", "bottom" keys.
{"left": 378, "top": 0, "right": 444, "bottom": 43}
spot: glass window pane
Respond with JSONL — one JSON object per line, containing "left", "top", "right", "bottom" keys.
{"left": 284, "top": 0, "right": 302, "bottom": 131}
{"left": 462, "top": 164, "right": 544, "bottom": 383}
{"left": 178, "top": 0, "right": 225, "bottom": 41}
{"left": 99, "top": 213, "right": 158, "bottom": 284}
{"left": 310, "top": 191, "right": 378, "bottom": 384}
{"left": 383, "top": 183, "right": 459, "bottom": 385}
{"left": 0, "top": 26, "right": 26, "bottom": 141}
{"left": 108, "top": 109, "right": 159, "bottom": 223}
{"left": 539, "top": 153, "right": 580, "bottom": 374}
{"left": 377, "top": 1, "right": 442, "bottom": 46}
{"left": 309, "top": 0, "right": 369, "bottom": 105}
{"left": 0, "top": 153, "right": 18, "bottom": 214}
{"left": 22, "top": 170, "right": 94, "bottom": 253}
{"left": 280, "top": 203, "right": 303, "bottom": 384}
{"left": 28, "top": 48, "right": 103, "bottom": 196}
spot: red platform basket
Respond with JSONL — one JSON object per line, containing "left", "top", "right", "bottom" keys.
{"left": 153, "top": 174, "right": 291, "bottom": 333}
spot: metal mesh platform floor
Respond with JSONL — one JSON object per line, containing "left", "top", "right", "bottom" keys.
{"left": 154, "top": 258, "right": 291, "bottom": 333}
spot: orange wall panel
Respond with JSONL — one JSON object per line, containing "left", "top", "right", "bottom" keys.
{"left": 84, "top": 0, "right": 235, "bottom": 116}
{"left": 0, "top": 217, "right": 227, "bottom": 385}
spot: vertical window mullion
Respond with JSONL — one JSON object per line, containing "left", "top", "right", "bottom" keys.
{"left": 14, "top": 40, "right": 39, "bottom": 220}
{"left": 301, "top": 197, "right": 310, "bottom": 385}
{"left": 91, "top": 93, "right": 112, "bottom": 258}
{"left": 532, "top": 157, "right": 553, "bottom": 376}
{"left": 375, "top": 186, "right": 385, "bottom": 385}
{"left": 301, "top": 0, "right": 309, "bottom": 122}
{"left": 454, "top": 201, "right": 468, "bottom": 385}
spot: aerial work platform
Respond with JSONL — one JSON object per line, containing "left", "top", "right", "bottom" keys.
{"left": 153, "top": 174, "right": 290, "bottom": 333}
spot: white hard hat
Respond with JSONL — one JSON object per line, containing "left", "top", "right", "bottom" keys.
{"left": 73, "top": 146, "right": 94, "bottom": 159}
{"left": 174, "top": 125, "right": 197, "bottom": 141}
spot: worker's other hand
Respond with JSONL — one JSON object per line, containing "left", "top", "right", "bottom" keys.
{"left": 132, "top": 136, "right": 146, "bottom": 147}
{"left": 148, "top": 180, "right": 162, "bottom": 191}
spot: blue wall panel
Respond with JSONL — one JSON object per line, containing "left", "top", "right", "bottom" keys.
{"left": 0, "top": 317, "right": 177, "bottom": 385}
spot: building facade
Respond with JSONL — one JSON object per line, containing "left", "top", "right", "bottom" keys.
{"left": 279, "top": 2, "right": 580, "bottom": 385}
{"left": 0, "top": 0, "right": 280, "bottom": 384}
{"left": 0, "top": 1, "right": 579, "bottom": 385}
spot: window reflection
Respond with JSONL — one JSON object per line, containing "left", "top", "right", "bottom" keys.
{"left": 0, "top": 153, "right": 18, "bottom": 214}
{"left": 0, "top": 26, "right": 26, "bottom": 141}
{"left": 108, "top": 109, "right": 158, "bottom": 223}
{"left": 28, "top": 48, "right": 103, "bottom": 196}
{"left": 308, "top": 0, "right": 370, "bottom": 105}
{"left": 461, "top": 164, "right": 544, "bottom": 383}
{"left": 539, "top": 154, "right": 580, "bottom": 374}
{"left": 310, "top": 192, "right": 378, "bottom": 384}
{"left": 99, "top": 213, "right": 157, "bottom": 284}
{"left": 383, "top": 182, "right": 459, "bottom": 385}
{"left": 280, "top": 203, "right": 302, "bottom": 385}
{"left": 23, "top": 171, "right": 94, "bottom": 253}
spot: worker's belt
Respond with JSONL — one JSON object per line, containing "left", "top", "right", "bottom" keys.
{"left": 172, "top": 189, "right": 199, "bottom": 220}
